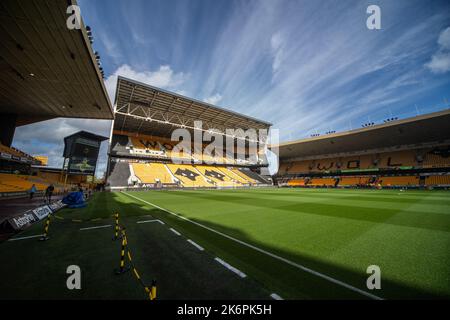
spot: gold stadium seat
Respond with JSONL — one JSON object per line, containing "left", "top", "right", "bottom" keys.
{"left": 0, "top": 173, "right": 50, "bottom": 192}
{"left": 339, "top": 177, "right": 370, "bottom": 185}
{"left": 288, "top": 179, "right": 305, "bottom": 186}
{"left": 425, "top": 175, "right": 450, "bottom": 185}
{"left": 194, "top": 165, "right": 238, "bottom": 187}
{"left": 218, "top": 167, "right": 251, "bottom": 184}
{"left": 423, "top": 152, "right": 450, "bottom": 168}
{"left": 230, "top": 168, "right": 257, "bottom": 184}
{"left": 166, "top": 164, "right": 212, "bottom": 187}
{"left": 379, "top": 176, "right": 419, "bottom": 186}
{"left": 309, "top": 178, "right": 336, "bottom": 186}
{"left": 132, "top": 163, "right": 174, "bottom": 184}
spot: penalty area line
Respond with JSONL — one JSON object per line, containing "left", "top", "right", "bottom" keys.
{"left": 79, "top": 225, "right": 112, "bottom": 231}
{"left": 136, "top": 219, "right": 165, "bottom": 225}
{"left": 8, "top": 234, "right": 44, "bottom": 241}
{"left": 121, "top": 191, "right": 383, "bottom": 300}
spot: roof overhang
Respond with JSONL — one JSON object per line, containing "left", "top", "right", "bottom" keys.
{"left": 113, "top": 76, "right": 272, "bottom": 143}
{"left": 273, "top": 109, "right": 450, "bottom": 160}
{"left": 0, "top": 0, "right": 113, "bottom": 125}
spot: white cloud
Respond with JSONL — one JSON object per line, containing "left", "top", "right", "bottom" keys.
{"left": 425, "top": 52, "right": 450, "bottom": 74}
{"left": 204, "top": 93, "right": 223, "bottom": 105}
{"left": 426, "top": 26, "right": 450, "bottom": 74}
{"left": 105, "top": 64, "right": 187, "bottom": 102}
{"left": 438, "top": 27, "right": 450, "bottom": 50}
{"left": 270, "top": 32, "right": 285, "bottom": 74}
{"left": 13, "top": 118, "right": 112, "bottom": 178}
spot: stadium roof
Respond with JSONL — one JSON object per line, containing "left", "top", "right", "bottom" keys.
{"left": 274, "top": 109, "right": 450, "bottom": 160}
{"left": 0, "top": 0, "right": 113, "bottom": 126}
{"left": 113, "top": 76, "right": 272, "bottom": 141}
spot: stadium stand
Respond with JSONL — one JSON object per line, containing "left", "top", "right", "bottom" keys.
{"left": 107, "top": 77, "right": 271, "bottom": 190}
{"left": 339, "top": 176, "right": 371, "bottom": 186}
{"left": 275, "top": 109, "right": 450, "bottom": 189}
{"left": 422, "top": 149, "right": 450, "bottom": 168}
{"left": 132, "top": 163, "right": 174, "bottom": 184}
{"left": 108, "top": 162, "right": 131, "bottom": 188}
{"left": 110, "top": 135, "right": 131, "bottom": 155}
{"left": 229, "top": 168, "right": 257, "bottom": 184}
{"left": 219, "top": 167, "right": 251, "bottom": 185}
{"left": 239, "top": 168, "right": 270, "bottom": 184}
{"left": 425, "top": 175, "right": 450, "bottom": 186}
{"left": 0, "top": 173, "right": 65, "bottom": 193}
{"left": 195, "top": 165, "right": 236, "bottom": 187}
{"left": 166, "top": 164, "right": 212, "bottom": 187}
{"left": 287, "top": 178, "right": 306, "bottom": 186}
{"left": 378, "top": 176, "right": 420, "bottom": 186}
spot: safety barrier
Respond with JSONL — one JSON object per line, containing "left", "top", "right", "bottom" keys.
{"left": 39, "top": 214, "right": 51, "bottom": 241}
{"left": 114, "top": 225, "right": 157, "bottom": 300}
{"left": 37, "top": 210, "right": 157, "bottom": 300}
{"left": 112, "top": 213, "right": 121, "bottom": 240}
{"left": 38, "top": 214, "right": 113, "bottom": 240}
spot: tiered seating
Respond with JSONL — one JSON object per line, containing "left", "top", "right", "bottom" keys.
{"left": 195, "top": 165, "right": 237, "bottom": 187}
{"left": 116, "top": 131, "right": 267, "bottom": 165}
{"left": 132, "top": 163, "right": 174, "bottom": 184}
{"left": 425, "top": 175, "right": 450, "bottom": 185}
{"left": 230, "top": 168, "right": 257, "bottom": 184}
{"left": 287, "top": 178, "right": 305, "bottom": 186}
{"left": 379, "top": 150, "right": 417, "bottom": 168}
{"left": 422, "top": 153, "right": 450, "bottom": 168}
{"left": 357, "top": 155, "right": 378, "bottom": 169}
{"left": 0, "top": 173, "right": 48, "bottom": 193}
{"left": 309, "top": 178, "right": 336, "bottom": 186}
{"left": 238, "top": 168, "right": 269, "bottom": 184}
{"left": 379, "top": 176, "right": 419, "bottom": 186}
{"left": 339, "top": 177, "right": 370, "bottom": 186}
{"left": 222, "top": 168, "right": 253, "bottom": 184}
{"left": 37, "top": 171, "right": 62, "bottom": 184}
{"left": 166, "top": 164, "right": 212, "bottom": 187}
{"left": 130, "top": 137, "right": 160, "bottom": 151}
{"left": 0, "top": 143, "right": 22, "bottom": 157}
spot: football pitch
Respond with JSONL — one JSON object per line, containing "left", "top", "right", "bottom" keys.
{"left": 1, "top": 188, "right": 449, "bottom": 299}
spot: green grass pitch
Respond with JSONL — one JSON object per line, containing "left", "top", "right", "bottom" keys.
{"left": 1, "top": 188, "right": 449, "bottom": 299}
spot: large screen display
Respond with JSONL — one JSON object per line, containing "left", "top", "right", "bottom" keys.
{"left": 67, "top": 138, "right": 100, "bottom": 174}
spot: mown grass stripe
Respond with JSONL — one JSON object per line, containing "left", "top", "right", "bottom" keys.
{"left": 122, "top": 191, "right": 383, "bottom": 300}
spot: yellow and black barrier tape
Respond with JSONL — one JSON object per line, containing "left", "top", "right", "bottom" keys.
{"left": 39, "top": 214, "right": 51, "bottom": 241}
{"left": 115, "top": 226, "right": 157, "bottom": 300}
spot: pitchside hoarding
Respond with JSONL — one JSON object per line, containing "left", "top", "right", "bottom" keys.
{"left": 4, "top": 201, "right": 67, "bottom": 231}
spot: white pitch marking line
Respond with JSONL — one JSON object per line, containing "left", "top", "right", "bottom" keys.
{"left": 215, "top": 257, "right": 247, "bottom": 278}
{"left": 8, "top": 234, "right": 44, "bottom": 241}
{"left": 187, "top": 239, "right": 204, "bottom": 251}
{"left": 122, "top": 191, "right": 383, "bottom": 300}
{"left": 270, "top": 293, "right": 283, "bottom": 300}
{"left": 136, "top": 219, "right": 165, "bottom": 225}
{"left": 79, "top": 224, "right": 112, "bottom": 231}
{"left": 170, "top": 228, "right": 181, "bottom": 236}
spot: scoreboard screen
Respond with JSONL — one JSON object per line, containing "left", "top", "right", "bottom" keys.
{"left": 67, "top": 138, "right": 100, "bottom": 175}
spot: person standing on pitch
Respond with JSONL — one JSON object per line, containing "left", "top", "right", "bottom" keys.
{"left": 45, "top": 184, "right": 55, "bottom": 204}
{"left": 29, "top": 184, "right": 37, "bottom": 200}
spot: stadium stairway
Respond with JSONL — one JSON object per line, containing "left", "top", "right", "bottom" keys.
{"left": 238, "top": 168, "right": 270, "bottom": 184}
{"left": 108, "top": 162, "right": 131, "bottom": 187}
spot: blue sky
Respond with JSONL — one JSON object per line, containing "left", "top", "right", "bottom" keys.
{"left": 13, "top": 0, "right": 450, "bottom": 176}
